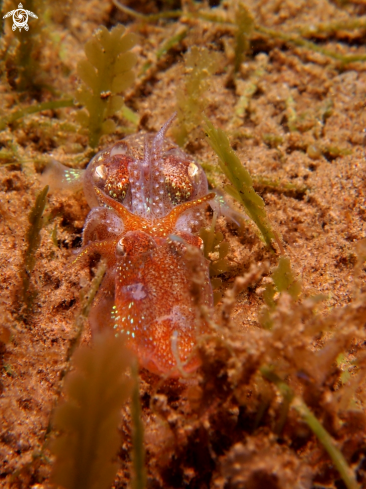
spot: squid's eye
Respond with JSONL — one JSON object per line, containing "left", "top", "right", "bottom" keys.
{"left": 163, "top": 157, "right": 194, "bottom": 205}
{"left": 110, "top": 142, "right": 129, "bottom": 157}
{"left": 94, "top": 164, "right": 108, "bottom": 184}
{"left": 116, "top": 239, "right": 126, "bottom": 256}
{"left": 93, "top": 155, "right": 131, "bottom": 203}
{"left": 188, "top": 162, "right": 199, "bottom": 179}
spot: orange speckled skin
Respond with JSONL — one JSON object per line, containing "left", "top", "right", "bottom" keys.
{"left": 77, "top": 116, "right": 214, "bottom": 376}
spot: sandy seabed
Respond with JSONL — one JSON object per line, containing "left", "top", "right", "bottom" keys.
{"left": 0, "top": 0, "right": 366, "bottom": 488}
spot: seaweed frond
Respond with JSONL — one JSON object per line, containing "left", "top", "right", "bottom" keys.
{"left": 140, "top": 27, "right": 187, "bottom": 75}
{"left": 75, "top": 25, "right": 138, "bottom": 148}
{"left": 131, "top": 362, "right": 146, "bottom": 489}
{"left": 19, "top": 185, "right": 49, "bottom": 315}
{"left": 354, "top": 238, "right": 366, "bottom": 300}
{"left": 201, "top": 159, "right": 307, "bottom": 198}
{"left": 272, "top": 256, "right": 301, "bottom": 300}
{"left": 261, "top": 256, "right": 301, "bottom": 329}
{"left": 114, "top": 1, "right": 366, "bottom": 65}
{"left": 63, "top": 261, "right": 107, "bottom": 370}
{"left": 256, "top": 24, "right": 366, "bottom": 65}
{"left": 261, "top": 367, "right": 361, "bottom": 489}
{"left": 0, "top": 99, "right": 74, "bottom": 132}
{"left": 51, "top": 331, "right": 133, "bottom": 489}
{"left": 285, "top": 93, "right": 298, "bottom": 133}
{"left": 253, "top": 175, "right": 307, "bottom": 198}
{"left": 173, "top": 46, "right": 221, "bottom": 146}
{"left": 232, "top": 1, "right": 254, "bottom": 74}
{"left": 199, "top": 213, "right": 230, "bottom": 304}
{"left": 114, "top": 1, "right": 366, "bottom": 66}
{"left": 233, "top": 53, "right": 268, "bottom": 125}
{"left": 4, "top": 0, "right": 45, "bottom": 91}
{"left": 204, "top": 118, "right": 276, "bottom": 249}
